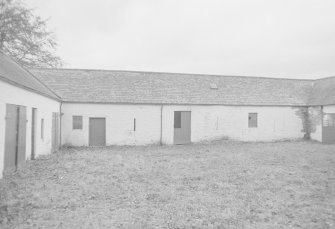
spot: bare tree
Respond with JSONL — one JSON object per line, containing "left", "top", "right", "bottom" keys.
{"left": 0, "top": 0, "right": 62, "bottom": 68}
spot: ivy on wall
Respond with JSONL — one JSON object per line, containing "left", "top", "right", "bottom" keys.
{"left": 293, "top": 106, "right": 322, "bottom": 140}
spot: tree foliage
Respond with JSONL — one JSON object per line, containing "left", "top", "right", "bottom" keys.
{"left": 0, "top": 0, "right": 62, "bottom": 67}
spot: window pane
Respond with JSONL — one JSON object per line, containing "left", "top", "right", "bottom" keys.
{"left": 174, "top": 111, "right": 181, "bottom": 128}
{"left": 248, "top": 113, "right": 258, "bottom": 128}
{"left": 73, "top": 116, "right": 83, "bottom": 129}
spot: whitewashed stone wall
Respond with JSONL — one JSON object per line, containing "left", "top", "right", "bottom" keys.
{"left": 61, "top": 103, "right": 162, "bottom": 146}
{"left": 324, "top": 105, "right": 335, "bottom": 113}
{"left": 62, "top": 103, "right": 305, "bottom": 146}
{"left": 162, "top": 105, "right": 305, "bottom": 144}
{"left": 0, "top": 80, "right": 60, "bottom": 178}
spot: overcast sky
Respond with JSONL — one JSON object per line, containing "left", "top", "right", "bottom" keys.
{"left": 26, "top": 0, "right": 335, "bottom": 79}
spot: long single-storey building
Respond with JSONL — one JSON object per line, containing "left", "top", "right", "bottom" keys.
{"left": 29, "top": 68, "right": 335, "bottom": 147}
{"left": 1, "top": 50, "right": 335, "bottom": 177}
{"left": 0, "top": 51, "right": 61, "bottom": 177}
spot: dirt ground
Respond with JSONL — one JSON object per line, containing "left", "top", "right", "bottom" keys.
{"left": 0, "top": 140, "right": 335, "bottom": 229}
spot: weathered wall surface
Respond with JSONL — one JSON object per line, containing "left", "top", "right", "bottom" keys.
{"left": 324, "top": 105, "right": 335, "bottom": 113}
{"left": 162, "top": 105, "right": 305, "bottom": 144}
{"left": 0, "top": 80, "right": 60, "bottom": 178}
{"left": 62, "top": 103, "right": 305, "bottom": 146}
{"left": 61, "top": 103, "right": 162, "bottom": 146}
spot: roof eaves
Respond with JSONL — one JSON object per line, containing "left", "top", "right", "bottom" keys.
{"left": 61, "top": 100, "right": 309, "bottom": 107}
{"left": 0, "top": 74, "right": 61, "bottom": 102}
{"left": 0, "top": 51, "right": 62, "bottom": 99}
{"left": 25, "top": 68, "right": 62, "bottom": 99}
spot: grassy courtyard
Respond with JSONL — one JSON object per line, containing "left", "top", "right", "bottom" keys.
{"left": 0, "top": 141, "right": 334, "bottom": 228}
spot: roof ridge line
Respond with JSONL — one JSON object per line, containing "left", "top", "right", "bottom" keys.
{"left": 29, "top": 67, "right": 315, "bottom": 81}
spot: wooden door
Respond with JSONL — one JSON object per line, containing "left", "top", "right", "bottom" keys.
{"left": 4, "top": 104, "right": 26, "bottom": 174}
{"left": 31, "top": 108, "right": 37, "bottom": 160}
{"left": 174, "top": 111, "right": 191, "bottom": 144}
{"left": 4, "top": 104, "right": 19, "bottom": 173}
{"left": 17, "top": 106, "right": 26, "bottom": 168}
{"left": 51, "top": 112, "right": 60, "bottom": 152}
{"left": 89, "top": 118, "right": 106, "bottom": 146}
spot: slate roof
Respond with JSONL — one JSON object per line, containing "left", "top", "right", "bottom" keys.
{"left": 30, "top": 68, "right": 315, "bottom": 106}
{"left": 0, "top": 51, "right": 59, "bottom": 100}
{"left": 308, "top": 76, "right": 335, "bottom": 106}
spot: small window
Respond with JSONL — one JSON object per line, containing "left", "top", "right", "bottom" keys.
{"left": 323, "top": 114, "right": 335, "bottom": 127}
{"left": 134, "top": 118, "right": 136, "bottom": 131}
{"left": 41, "top": 118, "right": 44, "bottom": 140}
{"left": 174, "top": 111, "right": 181, "bottom": 128}
{"left": 73, "top": 116, "right": 83, "bottom": 129}
{"left": 248, "top": 113, "right": 258, "bottom": 128}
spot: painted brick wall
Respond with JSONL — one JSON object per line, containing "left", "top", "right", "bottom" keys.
{"left": 0, "top": 80, "right": 60, "bottom": 178}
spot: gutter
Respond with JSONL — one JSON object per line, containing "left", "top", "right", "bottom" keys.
{"left": 160, "top": 105, "right": 163, "bottom": 145}
{"left": 61, "top": 100, "right": 311, "bottom": 107}
{"left": 321, "top": 105, "right": 324, "bottom": 142}
{"left": 59, "top": 102, "right": 63, "bottom": 148}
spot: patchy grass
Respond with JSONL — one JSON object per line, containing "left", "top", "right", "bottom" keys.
{"left": 0, "top": 141, "right": 335, "bottom": 228}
